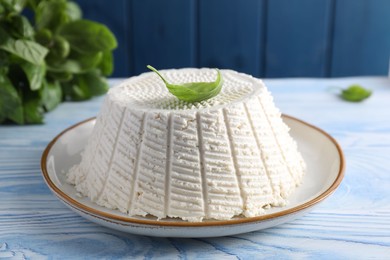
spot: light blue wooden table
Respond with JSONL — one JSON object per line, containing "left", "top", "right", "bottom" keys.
{"left": 1, "top": 77, "right": 389, "bottom": 259}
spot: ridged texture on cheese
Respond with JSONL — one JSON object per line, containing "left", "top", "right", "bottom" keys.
{"left": 67, "top": 69, "right": 306, "bottom": 221}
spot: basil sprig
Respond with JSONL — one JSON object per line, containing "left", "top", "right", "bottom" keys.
{"left": 147, "top": 65, "right": 223, "bottom": 103}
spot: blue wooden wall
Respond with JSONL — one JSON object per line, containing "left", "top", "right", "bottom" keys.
{"left": 75, "top": 0, "right": 390, "bottom": 78}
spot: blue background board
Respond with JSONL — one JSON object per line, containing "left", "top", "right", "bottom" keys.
{"left": 331, "top": 0, "right": 390, "bottom": 77}
{"left": 130, "top": 0, "right": 197, "bottom": 75}
{"left": 265, "top": 0, "right": 333, "bottom": 77}
{"left": 198, "top": 0, "right": 265, "bottom": 77}
{"left": 75, "top": 0, "right": 390, "bottom": 78}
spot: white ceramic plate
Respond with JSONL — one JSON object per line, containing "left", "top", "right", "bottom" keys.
{"left": 41, "top": 115, "right": 345, "bottom": 237}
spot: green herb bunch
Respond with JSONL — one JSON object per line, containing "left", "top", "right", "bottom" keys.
{"left": 0, "top": 0, "right": 117, "bottom": 124}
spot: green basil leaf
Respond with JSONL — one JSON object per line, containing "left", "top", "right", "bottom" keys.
{"left": 63, "top": 78, "right": 91, "bottom": 101}
{"left": 70, "top": 84, "right": 90, "bottom": 101}
{"left": 62, "top": 70, "right": 108, "bottom": 101}
{"left": 66, "top": 1, "right": 81, "bottom": 21}
{"left": 27, "top": 0, "right": 42, "bottom": 10}
{"left": 0, "top": 26, "right": 11, "bottom": 46}
{"left": 78, "top": 70, "right": 108, "bottom": 96}
{"left": 8, "top": 15, "right": 34, "bottom": 39}
{"left": 1, "top": 0, "right": 26, "bottom": 14}
{"left": 14, "top": 0, "right": 26, "bottom": 12}
{"left": 0, "top": 4, "right": 5, "bottom": 16}
{"left": 147, "top": 65, "right": 223, "bottom": 103}
{"left": 98, "top": 50, "right": 113, "bottom": 76}
{"left": 47, "top": 51, "right": 102, "bottom": 74}
{"left": 71, "top": 51, "right": 102, "bottom": 71}
{"left": 47, "top": 59, "right": 79, "bottom": 73}
{"left": 35, "top": 29, "right": 52, "bottom": 46}
{"left": 0, "top": 38, "right": 48, "bottom": 65}
{"left": 45, "top": 35, "right": 70, "bottom": 63}
{"left": 40, "top": 79, "right": 62, "bottom": 111}
{"left": 60, "top": 20, "right": 117, "bottom": 54}
{"left": 47, "top": 71, "right": 72, "bottom": 82}
{"left": 341, "top": 85, "right": 372, "bottom": 102}
{"left": 36, "top": 0, "right": 68, "bottom": 32}
{"left": 0, "top": 50, "right": 10, "bottom": 69}
{"left": 23, "top": 97, "right": 44, "bottom": 124}
{"left": 7, "top": 62, "right": 29, "bottom": 90}
{"left": 0, "top": 73, "right": 24, "bottom": 124}
{"left": 20, "top": 61, "right": 45, "bottom": 90}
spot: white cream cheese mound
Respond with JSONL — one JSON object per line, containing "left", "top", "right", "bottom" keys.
{"left": 67, "top": 68, "right": 306, "bottom": 222}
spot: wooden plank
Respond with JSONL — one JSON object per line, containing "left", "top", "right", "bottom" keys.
{"left": 75, "top": 0, "right": 129, "bottom": 77}
{"left": 265, "top": 0, "right": 333, "bottom": 77}
{"left": 198, "top": 0, "right": 265, "bottom": 77}
{"left": 131, "top": 0, "right": 196, "bottom": 75}
{"left": 331, "top": 0, "right": 390, "bottom": 76}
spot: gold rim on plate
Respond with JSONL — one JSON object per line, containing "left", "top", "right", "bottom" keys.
{"left": 41, "top": 115, "right": 345, "bottom": 227}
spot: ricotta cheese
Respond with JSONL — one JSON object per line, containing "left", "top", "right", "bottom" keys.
{"left": 67, "top": 68, "right": 306, "bottom": 221}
